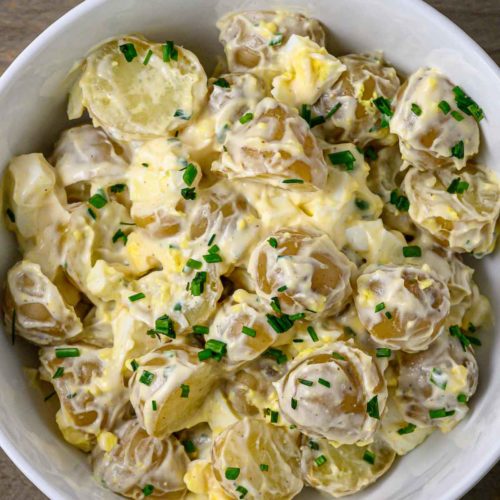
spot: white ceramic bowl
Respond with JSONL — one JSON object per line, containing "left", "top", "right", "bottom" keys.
{"left": 0, "top": 0, "right": 499, "bottom": 498}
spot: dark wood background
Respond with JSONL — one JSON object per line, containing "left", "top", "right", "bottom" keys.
{"left": 0, "top": 0, "right": 498, "bottom": 498}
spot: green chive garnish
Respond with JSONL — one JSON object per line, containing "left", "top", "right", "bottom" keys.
{"left": 429, "top": 408, "right": 455, "bottom": 419}
{"left": 363, "top": 450, "right": 375, "bottom": 464}
{"left": 331, "top": 352, "right": 346, "bottom": 361}
{"left": 174, "top": 109, "right": 191, "bottom": 120}
{"left": 192, "top": 325, "right": 209, "bottom": 335}
{"left": 268, "top": 237, "right": 278, "bottom": 248}
{"left": 270, "top": 297, "right": 281, "bottom": 314}
{"left": 183, "top": 163, "right": 198, "bottom": 186}
{"left": 299, "top": 378, "right": 313, "bottom": 387}
{"left": 402, "top": 245, "right": 421, "bottom": 257}
{"left": 55, "top": 347, "right": 80, "bottom": 358}
{"left": 142, "top": 484, "right": 154, "bottom": 497}
{"left": 269, "top": 33, "right": 283, "bottom": 46}
{"left": 260, "top": 463, "right": 269, "bottom": 471}
{"left": 182, "top": 439, "right": 197, "bottom": 453}
{"left": 139, "top": 370, "right": 155, "bottom": 386}
{"left": 270, "top": 410, "right": 279, "bottom": 423}
{"left": 355, "top": 198, "right": 369, "bottom": 210}
{"left": 119, "top": 43, "right": 137, "bottom": 62}
{"left": 291, "top": 398, "right": 298, "bottom": 410}
{"left": 452, "top": 86, "right": 484, "bottom": 122}
{"left": 397, "top": 423, "right": 416, "bottom": 435}
{"left": 277, "top": 285, "right": 288, "bottom": 292}
{"left": 309, "top": 440, "right": 320, "bottom": 450}
{"left": 236, "top": 486, "right": 248, "bottom": 499}
{"left": 143, "top": 49, "right": 153, "bottom": 65}
{"left": 326, "top": 102, "right": 342, "bottom": 119}
{"left": 131, "top": 359, "right": 139, "bottom": 371}
{"left": 315, "top": 455, "right": 327, "bottom": 467}
{"left": 208, "top": 234, "right": 216, "bottom": 246}
{"left": 385, "top": 311, "right": 393, "bottom": 319}
{"left": 129, "top": 292, "right": 145, "bottom": 302}
{"left": 87, "top": 208, "right": 96, "bottom": 220}
{"left": 110, "top": 183, "right": 126, "bottom": 193}
{"left": 318, "top": 378, "right": 331, "bottom": 388}
{"left": 203, "top": 253, "right": 223, "bottom": 263}
{"left": 447, "top": 178, "right": 469, "bottom": 194}
{"left": 142, "top": 162, "right": 149, "bottom": 167}
{"left": 152, "top": 400, "right": 157, "bottom": 411}
{"left": 307, "top": 326, "right": 319, "bottom": 342}
{"left": 375, "top": 302, "right": 385, "bottom": 313}
{"left": 328, "top": 150, "right": 356, "bottom": 171}
{"left": 411, "top": 103, "right": 422, "bottom": 116}
{"left": 449, "top": 325, "right": 470, "bottom": 351}
{"left": 451, "top": 140, "right": 465, "bottom": 159}
{"left": 181, "top": 187, "right": 196, "bottom": 200}
{"left": 438, "top": 100, "right": 451, "bottom": 114}
{"left": 364, "top": 146, "right": 377, "bottom": 161}
{"left": 376, "top": 348, "right": 391, "bottom": 358}
{"left": 213, "top": 77, "right": 230, "bottom": 88}
{"left": 430, "top": 367, "right": 447, "bottom": 390}
{"left": 6, "top": 208, "right": 15, "bottom": 223}
{"left": 264, "top": 347, "right": 288, "bottom": 364}
{"left": 162, "top": 40, "right": 178, "bottom": 62}
{"left": 52, "top": 367, "right": 64, "bottom": 379}
{"left": 198, "top": 349, "right": 213, "bottom": 362}
{"left": 372, "top": 96, "right": 393, "bottom": 117}
{"left": 88, "top": 192, "right": 107, "bottom": 209}
{"left": 366, "top": 395, "right": 380, "bottom": 419}
{"left": 451, "top": 110, "right": 464, "bottom": 122}
{"left": 112, "top": 229, "right": 127, "bottom": 245}
{"left": 225, "top": 467, "right": 240, "bottom": 480}
{"left": 190, "top": 271, "right": 207, "bottom": 296}
{"left": 282, "top": 179, "right": 304, "bottom": 184}
{"left": 239, "top": 112, "right": 253, "bottom": 124}
{"left": 242, "top": 326, "right": 256, "bottom": 337}
{"left": 457, "top": 393, "right": 468, "bottom": 403}
{"left": 180, "top": 384, "right": 190, "bottom": 398}
{"left": 186, "top": 258, "right": 202, "bottom": 270}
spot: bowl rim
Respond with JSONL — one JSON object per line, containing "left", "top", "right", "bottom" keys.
{"left": 0, "top": 0, "right": 498, "bottom": 499}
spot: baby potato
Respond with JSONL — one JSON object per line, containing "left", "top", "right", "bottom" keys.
{"left": 207, "top": 293, "right": 279, "bottom": 370}
{"left": 300, "top": 435, "right": 395, "bottom": 497}
{"left": 313, "top": 53, "right": 400, "bottom": 147}
{"left": 129, "top": 344, "right": 220, "bottom": 437}
{"left": 39, "top": 344, "right": 128, "bottom": 451}
{"left": 248, "top": 228, "right": 353, "bottom": 319}
{"left": 217, "top": 10, "right": 324, "bottom": 79}
{"left": 213, "top": 97, "right": 329, "bottom": 190}
{"left": 91, "top": 419, "right": 189, "bottom": 499}
{"left": 212, "top": 417, "right": 303, "bottom": 499}
{"left": 394, "top": 332, "right": 478, "bottom": 433}
{"left": 4, "top": 260, "right": 82, "bottom": 345}
{"left": 355, "top": 264, "right": 450, "bottom": 352}
{"left": 73, "top": 35, "right": 207, "bottom": 141}
{"left": 275, "top": 342, "right": 388, "bottom": 444}
{"left": 390, "top": 67, "right": 480, "bottom": 170}
{"left": 51, "top": 125, "right": 128, "bottom": 203}
{"left": 403, "top": 163, "right": 500, "bottom": 256}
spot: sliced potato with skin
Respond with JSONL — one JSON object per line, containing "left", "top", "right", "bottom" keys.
{"left": 129, "top": 344, "right": 220, "bottom": 437}
{"left": 354, "top": 264, "right": 450, "bottom": 352}
{"left": 92, "top": 419, "right": 189, "bottom": 499}
{"left": 313, "top": 53, "right": 400, "bottom": 147}
{"left": 4, "top": 260, "right": 82, "bottom": 345}
{"left": 300, "top": 435, "right": 396, "bottom": 497}
{"left": 74, "top": 36, "right": 207, "bottom": 141}
{"left": 275, "top": 342, "right": 388, "bottom": 444}
{"left": 403, "top": 163, "right": 500, "bottom": 256}
{"left": 212, "top": 417, "right": 303, "bottom": 500}
{"left": 39, "top": 344, "right": 129, "bottom": 451}
{"left": 213, "top": 98, "right": 329, "bottom": 190}
{"left": 248, "top": 227, "right": 353, "bottom": 319}
{"left": 390, "top": 67, "right": 480, "bottom": 170}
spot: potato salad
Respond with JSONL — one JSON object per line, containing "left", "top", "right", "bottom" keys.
{"left": 2, "top": 9, "right": 499, "bottom": 499}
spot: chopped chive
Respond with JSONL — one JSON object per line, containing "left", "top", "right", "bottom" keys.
{"left": 119, "top": 42, "right": 137, "bottom": 62}
{"left": 208, "top": 244, "right": 220, "bottom": 254}
{"left": 376, "top": 348, "right": 392, "bottom": 358}
{"left": 451, "top": 140, "right": 464, "bottom": 160}
{"left": 328, "top": 150, "right": 356, "bottom": 171}
{"left": 293, "top": 339, "right": 304, "bottom": 343}
{"left": 266, "top": 314, "right": 294, "bottom": 334}
{"left": 55, "top": 347, "right": 80, "bottom": 358}
{"left": 289, "top": 313, "right": 305, "bottom": 321}
{"left": 389, "top": 189, "right": 410, "bottom": 212}
{"left": 52, "top": 367, "right": 64, "bottom": 379}
{"left": 270, "top": 410, "right": 279, "bottom": 423}
{"left": 236, "top": 485, "right": 248, "bottom": 499}
{"left": 429, "top": 408, "right": 455, "bottom": 419}
{"left": 88, "top": 192, "right": 107, "bottom": 209}
{"left": 110, "top": 183, "right": 126, "bottom": 193}
{"left": 268, "top": 237, "right": 278, "bottom": 248}
{"left": 438, "top": 100, "right": 451, "bottom": 114}
{"left": 264, "top": 347, "right": 288, "bottom": 364}
{"left": 326, "top": 102, "right": 342, "bottom": 119}
{"left": 375, "top": 302, "right": 385, "bottom": 313}
{"left": 6, "top": 208, "right": 15, "bottom": 222}
{"left": 173, "top": 303, "right": 182, "bottom": 311}
{"left": 402, "top": 245, "right": 421, "bottom": 257}
{"left": 174, "top": 109, "right": 191, "bottom": 120}
{"left": 372, "top": 96, "right": 393, "bottom": 117}
{"left": 466, "top": 335, "right": 481, "bottom": 346}
{"left": 411, "top": 103, "right": 422, "bottom": 116}
{"left": 131, "top": 359, "right": 139, "bottom": 371}
{"left": 291, "top": 398, "right": 298, "bottom": 410}
{"left": 191, "top": 271, "right": 207, "bottom": 296}
{"left": 430, "top": 367, "right": 447, "bottom": 390}
{"left": 318, "top": 378, "right": 331, "bottom": 388}
{"left": 366, "top": 395, "right": 380, "bottom": 419}
{"left": 397, "top": 423, "right": 417, "bottom": 435}
{"left": 449, "top": 325, "right": 471, "bottom": 351}
{"left": 142, "top": 162, "right": 149, "bottom": 167}
{"left": 239, "top": 112, "right": 253, "bottom": 124}
{"left": 143, "top": 49, "right": 153, "bottom": 65}
{"left": 182, "top": 163, "right": 198, "bottom": 187}
{"left": 270, "top": 297, "right": 282, "bottom": 314}
{"left": 468, "top": 323, "right": 476, "bottom": 333}
{"left": 192, "top": 325, "right": 209, "bottom": 335}
{"left": 180, "top": 384, "right": 190, "bottom": 398}
{"left": 282, "top": 179, "right": 304, "bottom": 184}
{"left": 225, "top": 467, "right": 240, "bottom": 480}
{"left": 355, "top": 198, "right": 369, "bottom": 210}
{"left": 299, "top": 104, "right": 312, "bottom": 124}
{"left": 181, "top": 187, "right": 196, "bottom": 200}
{"left": 186, "top": 258, "right": 202, "bottom": 270}
{"left": 310, "top": 115, "right": 326, "bottom": 128}
{"left": 112, "top": 229, "right": 128, "bottom": 245}
{"left": 139, "top": 370, "right": 155, "bottom": 386}
{"left": 315, "top": 455, "right": 327, "bottom": 467}
{"left": 298, "top": 378, "right": 313, "bottom": 387}
{"left": 242, "top": 326, "right": 256, "bottom": 337}
{"left": 260, "top": 463, "right": 269, "bottom": 472}
{"left": 208, "top": 234, "right": 216, "bottom": 246}
{"left": 162, "top": 40, "right": 178, "bottom": 62}
{"left": 364, "top": 146, "right": 378, "bottom": 161}
{"left": 363, "top": 450, "right": 375, "bottom": 464}
{"left": 452, "top": 86, "right": 484, "bottom": 122}
{"left": 182, "top": 439, "right": 197, "bottom": 453}
{"left": 457, "top": 393, "right": 468, "bottom": 403}
{"left": 129, "top": 292, "right": 145, "bottom": 302}
{"left": 385, "top": 311, "right": 393, "bottom": 319}
{"left": 332, "top": 352, "right": 346, "bottom": 361}
{"left": 213, "top": 77, "right": 230, "bottom": 88}
{"left": 269, "top": 33, "right": 283, "bottom": 46}
{"left": 203, "top": 253, "right": 223, "bottom": 263}
{"left": 154, "top": 315, "right": 176, "bottom": 338}
{"left": 152, "top": 400, "right": 157, "bottom": 411}
{"left": 309, "top": 440, "right": 319, "bottom": 450}
{"left": 277, "top": 285, "right": 288, "bottom": 292}
{"left": 205, "top": 339, "right": 227, "bottom": 355}
{"left": 44, "top": 391, "right": 56, "bottom": 402}
{"left": 451, "top": 110, "right": 464, "bottom": 122}
{"left": 307, "top": 326, "right": 319, "bottom": 342}
{"left": 142, "top": 484, "right": 154, "bottom": 497}
{"left": 87, "top": 208, "right": 96, "bottom": 220}
{"left": 198, "top": 349, "right": 213, "bottom": 362}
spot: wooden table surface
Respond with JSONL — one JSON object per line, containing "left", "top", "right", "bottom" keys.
{"left": 0, "top": 0, "right": 499, "bottom": 499}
